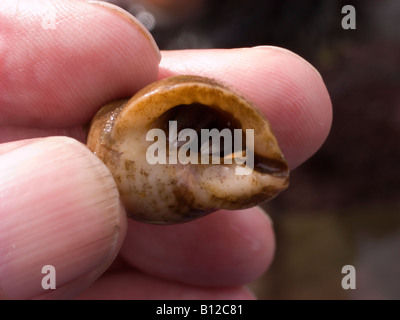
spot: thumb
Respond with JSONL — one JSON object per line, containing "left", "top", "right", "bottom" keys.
{"left": 0, "top": 137, "right": 127, "bottom": 299}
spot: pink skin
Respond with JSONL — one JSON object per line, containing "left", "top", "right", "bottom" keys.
{"left": 0, "top": 0, "right": 332, "bottom": 299}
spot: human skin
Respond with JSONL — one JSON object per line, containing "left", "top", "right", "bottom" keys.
{"left": 0, "top": 0, "right": 332, "bottom": 299}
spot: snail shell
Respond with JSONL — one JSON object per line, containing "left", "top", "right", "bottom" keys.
{"left": 87, "top": 75, "right": 289, "bottom": 224}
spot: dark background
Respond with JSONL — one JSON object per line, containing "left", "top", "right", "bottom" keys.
{"left": 113, "top": 0, "right": 400, "bottom": 299}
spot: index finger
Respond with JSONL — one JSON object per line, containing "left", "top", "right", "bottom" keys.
{"left": 159, "top": 47, "right": 332, "bottom": 169}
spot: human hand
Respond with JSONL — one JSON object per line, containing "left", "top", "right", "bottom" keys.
{"left": 0, "top": 0, "right": 332, "bottom": 299}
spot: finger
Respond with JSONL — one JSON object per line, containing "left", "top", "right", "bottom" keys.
{"left": 159, "top": 46, "right": 332, "bottom": 169}
{"left": 120, "top": 207, "right": 275, "bottom": 287}
{"left": 76, "top": 271, "right": 255, "bottom": 300}
{"left": 0, "top": 137, "right": 127, "bottom": 299}
{"left": 0, "top": 0, "right": 160, "bottom": 127}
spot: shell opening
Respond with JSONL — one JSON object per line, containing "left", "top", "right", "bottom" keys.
{"left": 151, "top": 103, "right": 288, "bottom": 177}
{"left": 153, "top": 103, "right": 243, "bottom": 158}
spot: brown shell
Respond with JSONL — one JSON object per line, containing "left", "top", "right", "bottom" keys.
{"left": 87, "top": 75, "right": 289, "bottom": 224}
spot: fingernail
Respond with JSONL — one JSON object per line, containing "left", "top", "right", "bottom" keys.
{"left": 85, "top": 0, "right": 161, "bottom": 60}
{"left": 0, "top": 137, "right": 126, "bottom": 299}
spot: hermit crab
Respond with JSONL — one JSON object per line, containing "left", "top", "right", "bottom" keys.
{"left": 87, "top": 75, "right": 289, "bottom": 224}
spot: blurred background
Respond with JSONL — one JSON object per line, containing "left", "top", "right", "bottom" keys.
{"left": 106, "top": 0, "right": 400, "bottom": 299}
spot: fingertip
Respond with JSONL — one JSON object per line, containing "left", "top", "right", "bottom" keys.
{"left": 250, "top": 46, "right": 333, "bottom": 168}
{"left": 86, "top": 0, "right": 161, "bottom": 60}
{"left": 0, "top": 137, "right": 126, "bottom": 299}
{"left": 0, "top": 0, "right": 160, "bottom": 127}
